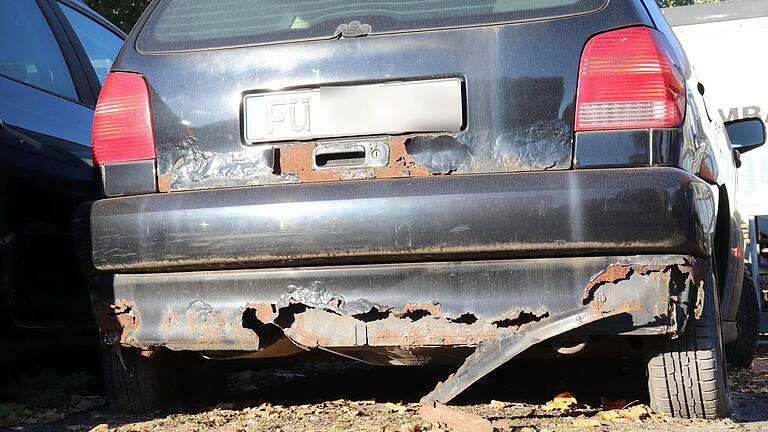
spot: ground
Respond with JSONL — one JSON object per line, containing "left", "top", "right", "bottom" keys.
{"left": 1, "top": 342, "right": 766, "bottom": 432}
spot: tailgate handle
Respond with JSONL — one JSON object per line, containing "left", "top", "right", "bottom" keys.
{"left": 312, "top": 140, "right": 389, "bottom": 170}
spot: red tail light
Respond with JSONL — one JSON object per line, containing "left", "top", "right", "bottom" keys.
{"left": 575, "top": 27, "right": 685, "bottom": 132}
{"left": 92, "top": 72, "right": 156, "bottom": 165}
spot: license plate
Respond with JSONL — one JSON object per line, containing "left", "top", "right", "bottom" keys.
{"left": 243, "top": 78, "right": 463, "bottom": 143}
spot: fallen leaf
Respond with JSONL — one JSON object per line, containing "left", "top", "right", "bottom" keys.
{"left": 488, "top": 400, "right": 509, "bottom": 409}
{"left": 542, "top": 392, "right": 577, "bottom": 411}
{"left": 597, "top": 404, "right": 663, "bottom": 422}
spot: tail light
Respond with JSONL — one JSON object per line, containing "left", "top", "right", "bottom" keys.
{"left": 575, "top": 27, "right": 685, "bottom": 132}
{"left": 92, "top": 72, "right": 156, "bottom": 165}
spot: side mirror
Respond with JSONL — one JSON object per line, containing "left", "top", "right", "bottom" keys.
{"left": 725, "top": 117, "right": 765, "bottom": 154}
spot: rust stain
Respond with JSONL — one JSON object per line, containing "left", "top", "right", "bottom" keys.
{"left": 247, "top": 302, "right": 276, "bottom": 323}
{"left": 394, "top": 302, "right": 442, "bottom": 318}
{"left": 274, "top": 307, "right": 514, "bottom": 349}
{"left": 91, "top": 299, "right": 140, "bottom": 345}
{"left": 581, "top": 259, "right": 698, "bottom": 305}
{"left": 276, "top": 136, "right": 431, "bottom": 183}
{"left": 159, "top": 302, "right": 260, "bottom": 351}
{"left": 157, "top": 172, "right": 177, "bottom": 193}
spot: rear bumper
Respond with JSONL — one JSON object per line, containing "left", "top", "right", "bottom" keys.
{"left": 92, "top": 254, "right": 707, "bottom": 362}
{"left": 82, "top": 167, "right": 712, "bottom": 273}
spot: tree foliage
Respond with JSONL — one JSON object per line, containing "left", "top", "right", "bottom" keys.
{"left": 656, "top": 0, "right": 724, "bottom": 6}
{"left": 83, "top": 0, "right": 152, "bottom": 33}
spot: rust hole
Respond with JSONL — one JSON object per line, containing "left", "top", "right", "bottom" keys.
{"left": 273, "top": 303, "right": 307, "bottom": 328}
{"left": 493, "top": 311, "right": 549, "bottom": 328}
{"left": 401, "top": 309, "right": 432, "bottom": 321}
{"left": 353, "top": 308, "right": 390, "bottom": 322}
{"left": 448, "top": 313, "right": 478, "bottom": 325}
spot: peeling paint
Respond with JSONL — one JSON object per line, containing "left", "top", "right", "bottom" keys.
{"left": 157, "top": 137, "right": 291, "bottom": 192}
{"left": 492, "top": 120, "right": 572, "bottom": 171}
{"left": 406, "top": 135, "right": 472, "bottom": 174}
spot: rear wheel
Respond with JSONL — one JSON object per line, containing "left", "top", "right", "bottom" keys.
{"left": 725, "top": 268, "right": 759, "bottom": 367}
{"left": 100, "top": 346, "right": 169, "bottom": 414}
{"left": 646, "top": 268, "right": 732, "bottom": 419}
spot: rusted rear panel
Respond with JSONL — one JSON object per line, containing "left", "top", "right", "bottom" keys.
{"left": 92, "top": 254, "right": 703, "bottom": 364}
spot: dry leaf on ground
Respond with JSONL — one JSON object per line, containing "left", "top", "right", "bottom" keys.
{"left": 597, "top": 404, "right": 664, "bottom": 422}
{"left": 542, "top": 392, "right": 578, "bottom": 411}
{"left": 488, "top": 400, "right": 509, "bottom": 409}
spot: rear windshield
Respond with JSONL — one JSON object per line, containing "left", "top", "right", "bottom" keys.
{"left": 138, "top": 0, "right": 607, "bottom": 52}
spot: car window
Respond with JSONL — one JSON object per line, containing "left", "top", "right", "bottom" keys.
{"left": 139, "top": 0, "right": 607, "bottom": 52}
{"left": 0, "top": 1, "right": 78, "bottom": 100}
{"left": 58, "top": 2, "right": 124, "bottom": 84}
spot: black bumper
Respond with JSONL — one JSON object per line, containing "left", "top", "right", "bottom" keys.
{"left": 83, "top": 167, "right": 712, "bottom": 273}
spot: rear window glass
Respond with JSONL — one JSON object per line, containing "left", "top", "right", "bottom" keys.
{"left": 138, "top": 0, "right": 607, "bottom": 52}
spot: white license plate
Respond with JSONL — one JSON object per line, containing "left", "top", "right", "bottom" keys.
{"left": 243, "top": 78, "right": 463, "bottom": 143}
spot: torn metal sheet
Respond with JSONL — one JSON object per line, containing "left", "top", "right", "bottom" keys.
{"left": 421, "top": 300, "right": 643, "bottom": 405}
{"left": 579, "top": 256, "right": 706, "bottom": 335}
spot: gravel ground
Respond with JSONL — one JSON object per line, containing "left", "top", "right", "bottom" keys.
{"left": 2, "top": 342, "right": 766, "bottom": 432}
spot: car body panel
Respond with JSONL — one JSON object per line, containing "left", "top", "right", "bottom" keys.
{"left": 112, "top": 0, "right": 652, "bottom": 192}
{"left": 83, "top": 0, "right": 750, "bottom": 360}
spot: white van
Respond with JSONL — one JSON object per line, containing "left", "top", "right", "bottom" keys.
{"left": 665, "top": 0, "right": 768, "bottom": 333}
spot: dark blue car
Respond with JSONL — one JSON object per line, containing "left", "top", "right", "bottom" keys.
{"left": 0, "top": 0, "right": 124, "bottom": 358}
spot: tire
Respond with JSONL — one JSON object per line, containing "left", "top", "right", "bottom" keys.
{"left": 647, "top": 268, "right": 732, "bottom": 419}
{"left": 725, "top": 268, "right": 759, "bottom": 367}
{"left": 100, "top": 346, "right": 169, "bottom": 413}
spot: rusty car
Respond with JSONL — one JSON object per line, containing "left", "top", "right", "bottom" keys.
{"left": 77, "top": 0, "right": 765, "bottom": 419}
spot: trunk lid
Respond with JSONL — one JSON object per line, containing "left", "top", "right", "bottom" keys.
{"left": 119, "top": 0, "right": 651, "bottom": 191}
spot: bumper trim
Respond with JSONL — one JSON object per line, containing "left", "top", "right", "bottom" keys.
{"left": 85, "top": 168, "right": 710, "bottom": 273}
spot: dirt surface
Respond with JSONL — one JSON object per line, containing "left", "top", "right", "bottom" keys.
{"left": 2, "top": 342, "right": 766, "bottom": 432}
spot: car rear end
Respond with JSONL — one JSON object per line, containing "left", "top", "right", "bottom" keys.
{"left": 81, "top": 0, "right": 729, "bottom": 418}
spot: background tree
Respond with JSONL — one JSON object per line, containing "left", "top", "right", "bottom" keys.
{"left": 656, "top": 0, "right": 724, "bottom": 6}
{"left": 83, "top": 0, "right": 152, "bottom": 33}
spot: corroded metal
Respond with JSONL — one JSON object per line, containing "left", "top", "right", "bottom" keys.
{"left": 421, "top": 300, "right": 643, "bottom": 405}
{"left": 276, "top": 136, "right": 430, "bottom": 182}
{"left": 92, "top": 255, "right": 706, "bottom": 365}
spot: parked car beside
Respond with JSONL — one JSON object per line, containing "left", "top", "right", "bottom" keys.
{"left": 664, "top": 0, "right": 768, "bottom": 351}
{"left": 0, "top": 0, "right": 124, "bottom": 361}
{"left": 79, "top": 0, "right": 764, "bottom": 419}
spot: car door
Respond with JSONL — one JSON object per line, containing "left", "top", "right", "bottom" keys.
{"left": 0, "top": 0, "right": 121, "bottom": 333}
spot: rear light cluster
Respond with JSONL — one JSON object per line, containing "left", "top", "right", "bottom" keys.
{"left": 92, "top": 72, "right": 156, "bottom": 165}
{"left": 575, "top": 27, "right": 685, "bottom": 132}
